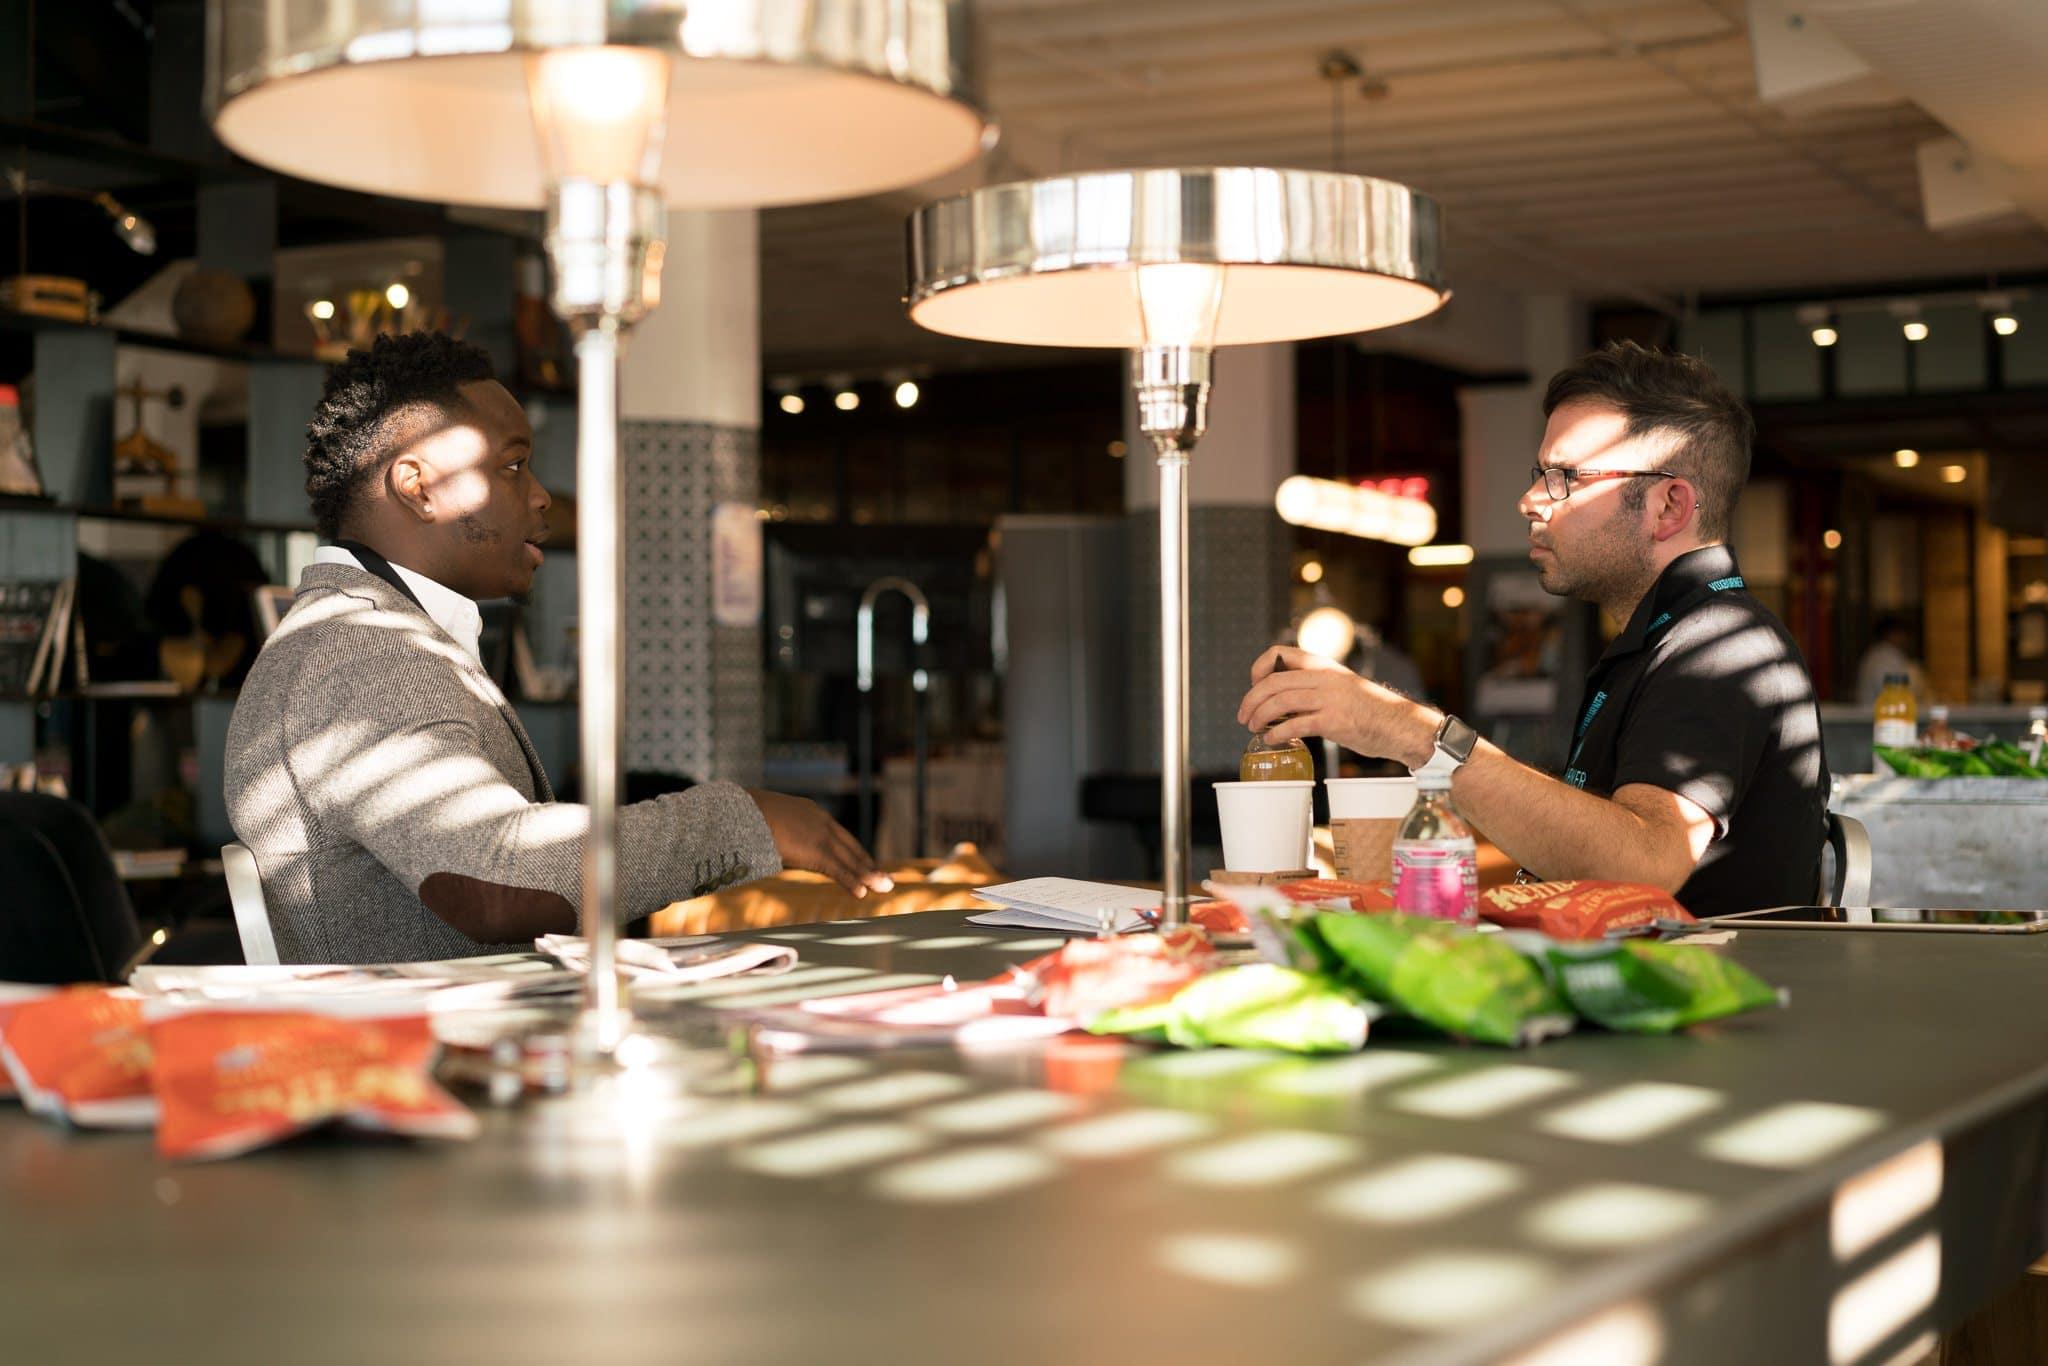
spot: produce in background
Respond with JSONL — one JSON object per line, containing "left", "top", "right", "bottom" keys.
{"left": 1876, "top": 743, "right": 2047, "bottom": 779}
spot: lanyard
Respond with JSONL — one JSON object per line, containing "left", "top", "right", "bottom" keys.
{"left": 334, "top": 540, "right": 426, "bottom": 612}
{"left": 1562, "top": 573, "right": 1745, "bottom": 787}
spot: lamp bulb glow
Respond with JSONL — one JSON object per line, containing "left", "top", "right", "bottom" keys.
{"left": 1893, "top": 449, "right": 1920, "bottom": 468}
{"left": 1994, "top": 314, "right": 2020, "bottom": 337}
{"left": 385, "top": 282, "right": 411, "bottom": 310}
{"left": 835, "top": 390, "right": 860, "bottom": 412}
{"left": 778, "top": 393, "right": 805, "bottom": 415}
{"left": 526, "top": 46, "right": 672, "bottom": 185}
{"left": 1903, "top": 320, "right": 1929, "bottom": 342}
{"left": 894, "top": 380, "right": 920, "bottom": 409}
{"left": 1298, "top": 606, "right": 1356, "bottom": 661}
{"left": 308, "top": 299, "right": 336, "bottom": 321}
{"left": 1941, "top": 464, "right": 1966, "bottom": 484}
{"left": 1135, "top": 263, "right": 1225, "bottom": 351}
{"left": 1811, "top": 326, "right": 1838, "bottom": 347}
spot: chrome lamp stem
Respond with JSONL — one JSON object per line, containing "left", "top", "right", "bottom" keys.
{"left": 1132, "top": 344, "right": 1212, "bottom": 927}
{"left": 545, "top": 180, "right": 665, "bottom": 1059}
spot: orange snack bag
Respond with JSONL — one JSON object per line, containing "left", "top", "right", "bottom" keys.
{"left": 1189, "top": 899, "right": 1249, "bottom": 937}
{"left": 1021, "top": 928, "right": 1215, "bottom": 1021}
{"left": 1275, "top": 879, "right": 1397, "bottom": 912}
{"left": 1478, "top": 880, "right": 1694, "bottom": 940}
{"left": 150, "top": 1010, "right": 478, "bottom": 1162}
{"left": 0, "top": 987, "right": 157, "bottom": 1128}
{"left": 0, "top": 984, "right": 57, "bottom": 1100}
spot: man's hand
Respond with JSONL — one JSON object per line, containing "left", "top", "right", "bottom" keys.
{"left": 1236, "top": 646, "right": 1439, "bottom": 768}
{"left": 747, "top": 790, "right": 894, "bottom": 897}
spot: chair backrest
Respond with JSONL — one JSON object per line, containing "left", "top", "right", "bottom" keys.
{"left": 1818, "top": 811, "right": 1873, "bottom": 908}
{"left": 222, "top": 842, "right": 279, "bottom": 966}
{"left": 0, "top": 792, "right": 141, "bottom": 982}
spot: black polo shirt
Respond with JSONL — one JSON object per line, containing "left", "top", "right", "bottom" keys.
{"left": 1561, "top": 545, "right": 1828, "bottom": 915}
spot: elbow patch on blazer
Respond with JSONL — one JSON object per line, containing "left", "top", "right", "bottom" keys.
{"left": 418, "top": 872, "right": 577, "bottom": 942}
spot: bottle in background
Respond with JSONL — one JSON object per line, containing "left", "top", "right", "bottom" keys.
{"left": 1241, "top": 732, "right": 1314, "bottom": 781}
{"left": 1873, "top": 673, "right": 1917, "bottom": 757}
{"left": 1923, "top": 704, "right": 1954, "bottom": 750}
{"left": 0, "top": 384, "right": 41, "bottom": 496}
{"left": 1392, "top": 770, "right": 1477, "bottom": 924}
{"left": 2027, "top": 707, "right": 2047, "bottom": 769}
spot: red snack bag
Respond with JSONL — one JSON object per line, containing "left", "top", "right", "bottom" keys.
{"left": 1275, "top": 879, "right": 1397, "bottom": 912}
{"left": 0, "top": 987, "right": 157, "bottom": 1128}
{"left": 1478, "top": 880, "right": 1694, "bottom": 940}
{"left": 1189, "top": 899, "right": 1248, "bottom": 937}
{"left": 0, "top": 984, "right": 57, "bottom": 1100}
{"left": 151, "top": 1010, "right": 477, "bottom": 1162}
{"left": 1022, "top": 928, "right": 1216, "bottom": 1021}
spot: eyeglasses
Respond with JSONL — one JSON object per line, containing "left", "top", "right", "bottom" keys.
{"left": 1529, "top": 466, "right": 1677, "bottom": 501}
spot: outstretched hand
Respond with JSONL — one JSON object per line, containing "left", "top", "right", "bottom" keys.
{"left": 1236, "top": 646, "right": 1438, "bottom": 768}
{"left": 747, "top": 789, "right": 894, "bottom": 897}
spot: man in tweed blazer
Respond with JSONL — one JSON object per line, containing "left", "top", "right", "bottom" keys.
{"left": 227, "top": 333, "right": 885, "bottom": 963}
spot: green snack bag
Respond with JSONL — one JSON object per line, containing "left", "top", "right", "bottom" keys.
{"left": 1086, "top": 991, "right": 1180, "bottom": 1043}
{"left": 1312, "top": 912, "right": 1574, "bottom": 1047}
{"left": 1544, "top": 939, "right": 1784, "bottom": 1033}
{"left": 1087, "top": 965, "right": 1374, "bottom": 1054}
{"left": 1172, "top": 965, "right": 1372, "bottom": 1054}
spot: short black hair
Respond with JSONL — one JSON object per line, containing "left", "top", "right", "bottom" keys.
{"left": 1542, "top": 341, "right": 1754, "bottom": 541}
{"left": 304, "top": 332, "right": 496, "bottom": 540}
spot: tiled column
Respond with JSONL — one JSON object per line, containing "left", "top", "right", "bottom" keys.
{"left": 617, "top": 210, "right": 764, "bottom": 787}
{"left": 1121, "top": 344, "right": 1296, "bottom": 773}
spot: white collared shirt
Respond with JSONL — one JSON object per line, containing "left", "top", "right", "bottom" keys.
{"left": 312, "top": 544, "right": 485, "bottom": 667}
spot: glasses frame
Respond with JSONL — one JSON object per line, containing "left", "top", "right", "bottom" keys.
{"left": 1529, "top": 466, "right": 1678, "bottom": 501}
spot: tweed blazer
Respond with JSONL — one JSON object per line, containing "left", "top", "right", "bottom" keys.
{"left": 225, "top": 563, "right": 780, "bottom": 964}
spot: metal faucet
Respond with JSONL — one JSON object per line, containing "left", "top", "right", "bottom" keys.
{"left": 856, "top": 576, "right": 931, "bottom": 857}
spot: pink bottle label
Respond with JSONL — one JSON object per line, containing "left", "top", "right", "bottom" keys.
{"left": 1392, "top": 844, "right": 1477, "bottom": 923}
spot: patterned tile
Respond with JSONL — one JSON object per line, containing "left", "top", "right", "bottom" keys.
{"left": 1123, "top": 507, "right": 1290, "bottom": 771}
{"left": 621, "top": 419, "right": 762, "bottom": 785}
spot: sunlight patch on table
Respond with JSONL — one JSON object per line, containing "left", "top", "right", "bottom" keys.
{"left": 1537, "top": 1082, "right": 1725, "bottom": 1144}
{"left": 1037, "top": 1108, "right": 1216, "bottom": 1160}
{"left": 1156, "top": 1232, "right": 1301, "bottom": 1290}
{"left": 1317, "top": 1154, "right": 1522, "bottom": 1227}
{"left": 1348, "top": 1251, "right": 1558, "bottom": 1331}
{"left": 735, "top": 1122, "right": 931, "bottom": 1179}
{"left": 1522, "top": 1183, "right": 1711, "bottom": 1250}
{"left": 1167, "top": 1130, "right": 1360, "bottom": 1189}
{"left": 870, "top": 1145, "right": 1061, "bottom": 1204}
{"left": 1393, "top": 1065, "right": 1578, "bottom": 1120}
{"left": 1701, "top": 1101, "right": 1888, "bottom": 1169}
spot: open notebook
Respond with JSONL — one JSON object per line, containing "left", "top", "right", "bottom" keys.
{"left": 966, "top": 878, "right": 1157, "bottom": 934}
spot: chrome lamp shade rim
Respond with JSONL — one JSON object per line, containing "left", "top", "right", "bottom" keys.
{"left": 207, "top": 0, "right": 995, "bottom": 210}
{"left": 905, "top": 166, "right": 1448, "bottom": 348}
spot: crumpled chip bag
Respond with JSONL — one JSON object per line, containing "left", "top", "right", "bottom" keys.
{"left": 1020, "top": 928, "right": 1216, "bottom": 1022}
{"left": 1533, "top": 938, "right": 1784, "bottom": 1034}
{"left": 0, "top": 987, "right": 157, "bottom": 1128}
{"left": 1089, "top": 963, "right": 1372, "bottom": 1054}
{"left": 1309, "top": 911, "right": 1575, "bottom": 1047}
{"left": 1478, "top": 880, "right": 1694, "bottom": 940}
{"left": 1276, "top": 879, "right": 1397, "bottom": 912}
{"left": 0, "top": 983, "right": 57, "bottom": 1100}
{"left": 150, "top": 1010, "right": 478, "bottom": 1161}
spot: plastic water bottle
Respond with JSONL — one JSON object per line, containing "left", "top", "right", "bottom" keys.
{"left": 1392, "top": 769, "right": 1477, "bottom": 924}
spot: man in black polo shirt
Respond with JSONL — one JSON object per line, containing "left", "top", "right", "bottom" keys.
{"left": 1238, "top": 342, "right": 1827, "bottom": 914}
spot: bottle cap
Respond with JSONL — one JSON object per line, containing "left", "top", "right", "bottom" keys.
{"left": 1883, "top": 673, "right": 1909, "bottom": 688}
{"left": 0, "top": 384, "right": 17, "bottom": 407}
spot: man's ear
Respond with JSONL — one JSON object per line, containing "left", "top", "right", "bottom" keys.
{"left": 387, "top": 454, "right": 436, "bottom": 524}
{"left": 1651, "top": 478, "right": 1699, "bottom": 543}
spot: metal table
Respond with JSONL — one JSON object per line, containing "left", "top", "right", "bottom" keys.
{"left": 5, "top": 912, "right": 2048, "bottom": 1365}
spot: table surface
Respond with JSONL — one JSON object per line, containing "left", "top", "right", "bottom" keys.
{"left": 6, "top": 913, "right": 2048, "bottom": 1366}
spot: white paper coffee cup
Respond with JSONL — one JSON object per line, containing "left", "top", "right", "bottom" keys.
{"left": 1325, "top": 777, "right": 1418, "bottom": 821}
{"left": 1214, "top": 780, "right": 1315, "bottom": 872}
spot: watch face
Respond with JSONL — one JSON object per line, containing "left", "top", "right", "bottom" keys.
{"left": 1439, "top": 716, "right": 1478, "bottom": 763}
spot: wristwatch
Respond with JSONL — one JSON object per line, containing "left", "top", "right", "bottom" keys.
{"left": 1433, "top": 713, "right": 1479, "bottom": 770}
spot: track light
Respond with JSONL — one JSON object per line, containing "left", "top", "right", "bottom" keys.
{"left": 1903, "top": 320, "right": 1929, "bottom": 342}
{"left": 893, "top": 379, "right": 920, "bottom": 409}
{"left": 778, "top": 393, "right": 804, "bottom": 415}
{"left": 1894, "top": 448, "right": 1919, "bottom": 468}
{"left": 834, "top": 389, "right": 860, "bottom": 411}
{"left": 1812, "top": 325, "right": 1838, "bottom": 347}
